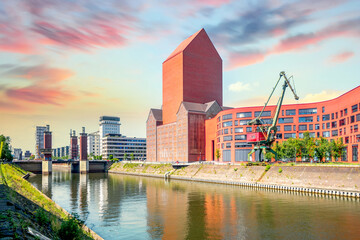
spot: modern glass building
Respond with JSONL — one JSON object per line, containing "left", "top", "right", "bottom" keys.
{"left": 102, "top": 134, "right": 146, "bottom": 160}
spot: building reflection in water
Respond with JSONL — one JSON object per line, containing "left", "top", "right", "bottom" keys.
{"left": 41, "top": 174, "right": 52, "bottom": 199}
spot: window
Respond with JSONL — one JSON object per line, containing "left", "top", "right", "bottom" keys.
{"left": 326, "top": 122, "right": 330, "bottom": 129}
{"left": 299, "top": 132, "right": 304, "bottom": 138}
{"left": 217, "top": 116, "right": 221, "bottom": 122}
{"left": 354, "top": 125, "right": 359, "bottom": 133}
{"left": 351, "top": 115, "right": 355, "bottom": 123}
{"left": 226, "top": 143, "right": 231, "bottom": 148}
{"left": 345, "top": 137, "right": 349, "bottom": 144}
{"left": 284, "top": 125, "right": 292, "bottom": 131}
{"left": 234, "top": 120, "right": 238, "bottom": 126}
{"left": 309, "top": 124, "right": 313, "bottom": 130}
{"left": 276, "top": 133, "right": 282, "bottom": 139}
{"left": 331, "top": 121, "right": 337, "bottom": 128}
{"left": 332, "top": 130, "right": 338, "bottom": 137}
{"left": 246, "top": 127, "right": 252, "bottom": 132}
{"left": 357, "top": 113, "right": 360, "bottom": 122}
{"left": 277, "top": 126, "right": 281, "bottom": 131}
{"left": 235, "top": 142, "right": 252, "bottom": 148}
{"left": 235, "top": 135, "right": 247, "bottom": 140}
{"left": 239, "top": 120, "right": 250, "bottom": 125}
{"left": 336, "top": 112, "right": 338, "bottom": 119}
{"left": 322, "top": 114, "right": 330, "bottom": 121}
{"left": 223, "top": 114, "right": 232, "bottom": 120}
{"left": 352, "top": 104, "right": 358, "bottom": 113}
{"left": 278, "top": 117, "right": 293, "bottom": 124}
{"left": 222, "top": 150, "right": 231, "bottom": 162}
{"left": 323, "top": 131, "right": 330, "bottom": 137}
{"left": 286, "top": 109, "right": 296, "bottom": 115}
{"left": 299, "top": 117, "right": 313, "bottom": 123}
{"left": 237, "top": 112, "right": 252, "bottom": 118}
{"left": 224, "top": 129, "right": 229, "bottom": 134}
{"left": 322, "top": 123, "right": 325, "bottom": 129}
{"left": 339, "top": 118, "right": 346, "bottom": 126}
{"left": 293, "top": 125, "right": 296, "bottom": 131}
{"left": 284, "top": 133, "right": 296, "bottom": 139}
{"left": 315, "top": 124, "right": 320, "bottom": 130}
{"left": 341, "top": 110, "right": 343, "bottom": 117}
{"left": 299, "top": 108, "right": 317, "bottom": 115}
{"left": 255, "top": 111, "right": 271, "bottom": 117}
{"left": 322, "top": 106, "right": 325, "bottom": 113}
{"left": 345, "top": 108, "right": 348, "bottom": 115}
{"left": 317, "top": 115, "right": 319, "bottom": 122}
{"left": 234, "top": 127, "right": 243, "bottom": 133}
{"left": 309, "top": 132, "right": 315, "bottom": 138}
{"left": 282, "top": 110, "right": 284, "bottom": 116}
{"left": 223, "top": 135, "right": 233, "bottom": 141}
{"left": 262, "top": 119, "right": 273, "bottom": 124}
{"left": 299, "top": 125, "right": 307, "bottom": 131}
{"left": 352, "top": 146, "right": 358, "bottom": 162}
{"left": 331, "top": 113, "right": 334, "bottom": 120}
{"left": 222, "top": 121, "right": 233, "bottom": 127}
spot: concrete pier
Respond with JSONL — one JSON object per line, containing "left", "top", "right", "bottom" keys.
{"left": 80, "top": 160, "right": 89, "bottom": 174}
{"left": 42, "top": 161, "right": 52, "bottom": 175}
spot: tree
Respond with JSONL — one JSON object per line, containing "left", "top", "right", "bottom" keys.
{"left": 314, "top": 137, "right": 329, "bottom": 162}
{"left": 109, "top": 154, "right": 113, "bottom": 160}
{"left": 30, "top": 155, "right": 35, "bottom": 160}
{"left": 124, "top": 153, "right": 128, "bottom": 161}
{"left": 215, "top": 149, "right": 221, "bottom": 161}
{"left": 331, "top": 137, "right": 345, "bottom": 161}
{"left": 130, "top": 153, "right": 135, "bottom": 162}
{"left": 0, "top": 135, "right": 13, "bottom": 162}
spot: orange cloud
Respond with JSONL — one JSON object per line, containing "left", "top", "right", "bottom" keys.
{"left": 329, "top": 51, "right": 354, "bottom": 64}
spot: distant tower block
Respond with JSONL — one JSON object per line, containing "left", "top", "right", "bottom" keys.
{"left": 70, "top": 130, "right": 78, "bottom": 160}
{"left": 79, "top": 127, "right": 89, "bottom": 173}
{"left": 41, "top": 125, "right": 52, "bottom": 174}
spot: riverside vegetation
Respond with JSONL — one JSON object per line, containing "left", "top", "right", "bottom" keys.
{"left": 0, "top": 163, "right": 96, "bottom": 240}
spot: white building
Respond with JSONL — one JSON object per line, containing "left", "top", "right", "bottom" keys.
{"left": 13, "top": 148, "right": 22, "bottom": 160}
{"left": 88, "top": 131, "right": 101, "bottom": 157}
{"left": 99, "top": 116, "right": 120, "bottom": 155}
{"left": 102, "top": 134, "right": 146, "bottom": 160}
{"left": 35, "top": 126, "right": 46, "bottom": 159}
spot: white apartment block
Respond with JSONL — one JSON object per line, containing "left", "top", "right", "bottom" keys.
{"left": 88, "top": 131, "right": 100, "bottom": 157}
{"left": 102, "top": 134, "right": 146, "bottom": 160}
{"left": 99, "top": 116, "right": 120, "bottom": 155}
{"left": 35, "top": 126, "right": 46, "bottom": 159}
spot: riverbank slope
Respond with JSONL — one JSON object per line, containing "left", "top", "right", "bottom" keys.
{"left": 0, "top": 163, "right": 102, "bottom": 240}
{"left": 109, "top": 163, "right": 360, "bottom": 193}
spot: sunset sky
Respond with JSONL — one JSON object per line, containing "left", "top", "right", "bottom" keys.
{"left": 1, "top": 0, "right": 360, "bottom": 152}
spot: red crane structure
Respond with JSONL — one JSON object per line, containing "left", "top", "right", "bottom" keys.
{"left": 247, "top": 71, "right": 299, "bottom": 162}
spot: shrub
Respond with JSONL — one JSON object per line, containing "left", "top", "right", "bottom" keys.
{"left": 265, "top": 165, "right": 271, "bottom": 171}
{"left": 35, "top": 208, "right": 50, "bottom": 226}
{"left": 58, "top": 213, "right": 84, "bottom": 240}
{"left": 278, "top": 168, "right": 283, "bottom": 173}
{"left": 234, "top": 168, "right": 238, "bottom": 172}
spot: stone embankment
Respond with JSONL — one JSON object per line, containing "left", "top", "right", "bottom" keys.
{"left": 0, "top": 163, "right": 103, "bottom": 240}
{"left": 109, "top": 163, "right": 360, "bottom": 198}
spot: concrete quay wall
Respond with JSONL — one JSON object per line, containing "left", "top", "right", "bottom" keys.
{"left": 109, "top": 163, "right": 360, "bottom": 197}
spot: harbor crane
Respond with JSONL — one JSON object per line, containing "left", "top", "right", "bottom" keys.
{"left": 247, "top": 71, "right": 299, "bottom": 162}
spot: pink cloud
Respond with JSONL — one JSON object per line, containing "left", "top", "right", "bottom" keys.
{"left": 194, "top": 0, "right": 231, "bottom": 7}
{"left": 227, "top": 51, "right": 267, "bottom": 69}
{"left": 329, "top": 51, "right": 354, "bottom": 63}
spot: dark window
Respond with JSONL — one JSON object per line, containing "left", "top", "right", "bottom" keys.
{"left": 299, "top": 125, "right": 307, "bottom": 131}
{"left": 351, "top": 115, "right": 355, "bottom": 123}
{"left": 352, "top": 104, "right": 358, "bottom": 113}
{"left": 332, "top": 130, "right": 338, "bottom": 137}
{"left": 255, "top": 111, "right": 271, "bottom": 117}
{"left": 246, "top": 127, "right": 252, "bottom": 132}
{"left": 299, "top": 117, "right": 313, "bottom": 123}
{"left": 336, "top": 112, "right": 338, "bottom": 119}
{"left": 322, "top": 114, "right": 330, "bottom": 121}
{"left": 284, "top": 125, "right": 292, "bottom": 131}
{"left": 282, "top": 110, "right": 284, "bottom": 116}
{"left": 299, "top": 108, "right": 317, "bottom": 115}
{"left": 341, "top": 110, "right": 343, "bottom": 117}
{"left": 352, "top": 146, "right": 358, "bottom": 162}
{"left": 223, "top": 135, "right": 233, "bottom": 141}
{"left": 277, "top": 126, "right": 280, "bottom": 131}
{"left": 315, "top": 124, "right": 320, "bottom": 130}
{"left": 234, "top": 127, "right": 243, "bottom": 133}
{"left": 322, "top": 106, "right": 325, "bottom": 113}
{"left": 326, "top": 122, "right": 330, "bottom": 129}
{"left": 223, "top": 114, "right": 232, "bottom": 120}
{"left": 284, "top": 133, "right": 296, "bottom": 139}
{"left": 237, "top": 112, "right": 252, "bottom": 118}
{"left": 317, "top": 115, "right": 319, "bottom": 122}
{"left": 357, "top": 114, "right": 360, "bottom": 122}
{"left": 342, "top": 147, "right": 347, "bottom": 161}
{"left": 339, "top": 118, "right": 346, "bottom": 126}
{"left": 278, "top": 117, "right": 293, "bottom": 124}
{"left": 331, "top": 121, "right": 337, "bottom": 128}
{"left": 309, "top": 124, "right": 313, "bottom": 130}
{"left": 235, "top": 142, "right": 252, "bottom": 148}
{"left": 345, "top": 108, "right": 348, "bottom": 115}
{"left": 226, "top": 143, "right": 231, "bottom": 148}
{"left": 276, "top": 133, "right": 282, "bottom": 139}
{"left": 331, "top": 113, "right": 334, "bottom": 120}
{"left": 354, "top": 125, "right": 358, "bottom": 133}
{"left": 286, "top": 109, "right": 296, "bottom": 115}
{"left": 235, "top": 135, "right": 247, "bottom": 140}
{"left": 222, "top": 121, "right": 233, "bottom": 127}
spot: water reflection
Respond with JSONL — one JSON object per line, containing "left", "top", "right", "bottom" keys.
{"left": 28, "top": 170, "right": 360, "bottom": 240}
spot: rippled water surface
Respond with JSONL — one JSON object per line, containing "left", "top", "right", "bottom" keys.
{"left": 28, "top": 168, "right": 360, "bottom": 240}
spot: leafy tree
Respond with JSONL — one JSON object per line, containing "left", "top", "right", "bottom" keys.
{"left": 331, "top": 137, "right": 345, "bottom": 161}
{"left": 0, "top": 135, "right": 13, "bottom": 161}
{"left": 124, "top": 153, "right": 128, "bottom": 161}
{"left": 109, "top": 154, "right": 113, "bottom": 160}
{"left": 215, "top": 149, "right": 221, "bottom": 161}
{"left": 130, "top": 153, "right": 135, "bottom": 161}
{"left": 314, "top": 137, "right": 329, "bottom": 162}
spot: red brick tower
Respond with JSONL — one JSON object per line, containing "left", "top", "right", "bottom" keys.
{"left": 162, "top": 28, "right": 223, "bottom": 124}
{"left": 42, "top": 125, "right": 52, "bottom": 161}
{"left": 70, "top": 130, "right": 78, "bottom": 160}
{"left": 79, "top": 127, "right": 87, "bottom": 161}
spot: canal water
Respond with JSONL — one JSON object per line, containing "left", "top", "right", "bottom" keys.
{"left": 28, "top": 169, "right": 360, "bottom": 240}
